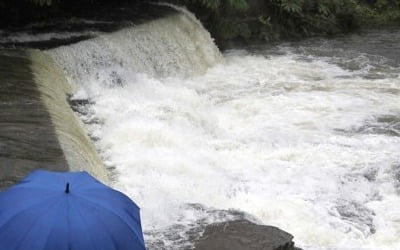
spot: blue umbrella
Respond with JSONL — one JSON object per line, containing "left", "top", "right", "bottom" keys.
{"left": 0, "top": 170, "right": 146, "bottom": 250}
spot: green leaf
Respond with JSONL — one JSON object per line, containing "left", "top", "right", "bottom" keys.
{"left": 226, "top": 0, "right": 249, "bottom": 11}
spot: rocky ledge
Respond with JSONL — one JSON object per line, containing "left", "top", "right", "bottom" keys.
{"left": 194, "top": 219, "right": 302, "bottom": 250}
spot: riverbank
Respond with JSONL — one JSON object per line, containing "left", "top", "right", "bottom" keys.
{"left": 175, "top": 0, "right": 400, "bottom": 49}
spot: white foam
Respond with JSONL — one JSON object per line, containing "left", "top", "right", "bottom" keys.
{"left": 44, "top": 11, "right": 400, "bottom": 248}
{"left": 73, "top": 49, "right": 400, "bottom": 249}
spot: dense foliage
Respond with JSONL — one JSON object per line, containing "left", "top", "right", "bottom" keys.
{"left": 174, "top": 0, "right": 400, "bottom": 47}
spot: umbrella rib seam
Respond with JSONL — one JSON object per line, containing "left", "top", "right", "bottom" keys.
{"left": 0, "top": 197, "right": 62, "bottom": 250}
{"left": 74, "top": 194, "right": 144, "bottom": 246}
{"left": 0, "top": 195, "right": 60, "bottom": 228}
{"left": 71, "top": 197, "right": 102, "bottom": 250}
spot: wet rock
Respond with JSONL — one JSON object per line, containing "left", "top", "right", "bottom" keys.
{"left": 194, "top": 219, "right": 300, "bottom": 250}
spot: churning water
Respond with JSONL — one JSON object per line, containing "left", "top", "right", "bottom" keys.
{"left": 48, "top": 9, "right": 400, "bottom": 249}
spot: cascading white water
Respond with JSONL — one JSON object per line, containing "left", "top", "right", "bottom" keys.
{"left": 48, "top": 7, "right": 400, "bottom": 249}
{"left": 48, "top": 11, "right": 221, "bottom": 90}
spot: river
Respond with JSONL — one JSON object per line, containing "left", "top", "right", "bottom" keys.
{"left": 1, "top": 9, "right": 396, "bottom": 248}
{"left": 50, "top": 27, "right": 399, "bottom": 249}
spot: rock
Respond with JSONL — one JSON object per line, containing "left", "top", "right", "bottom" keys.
{"left": 194, "top": 219, "right": 300, "bottom": 250}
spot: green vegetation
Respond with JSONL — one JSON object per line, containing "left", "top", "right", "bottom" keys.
{"left": 355, "top": 0, "right": 400, "bottom": 26}
{"left": 29, "top": 0, "right": 52, "bottom": 6}
{"left": 174, "top": 0, "right": 400, "bottom": 47}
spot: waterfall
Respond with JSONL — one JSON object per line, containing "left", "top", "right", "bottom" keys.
{"left": 48, "top": 11, "right": 222, "bottom": 90}
{"left": 40, "top": 4, "right": 400, "bottom": 250}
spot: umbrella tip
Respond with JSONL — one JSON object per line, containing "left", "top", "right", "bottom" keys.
{"left": 65, "top": 182, "right": 70, "bottom": 194}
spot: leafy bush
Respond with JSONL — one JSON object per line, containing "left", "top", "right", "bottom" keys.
{"left": 178, "top": 0, "right": 399, "bottom": 47}
{"left": 30, "top": 0, "right": 52, "bottom": 6}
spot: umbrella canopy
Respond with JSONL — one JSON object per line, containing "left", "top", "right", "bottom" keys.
{"left": 0, "top": 170, "right": 146, "bottom": 250}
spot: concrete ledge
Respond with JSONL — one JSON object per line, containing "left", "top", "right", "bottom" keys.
{"left": 0, "top": 49, "right": 108, "bottom": 189}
